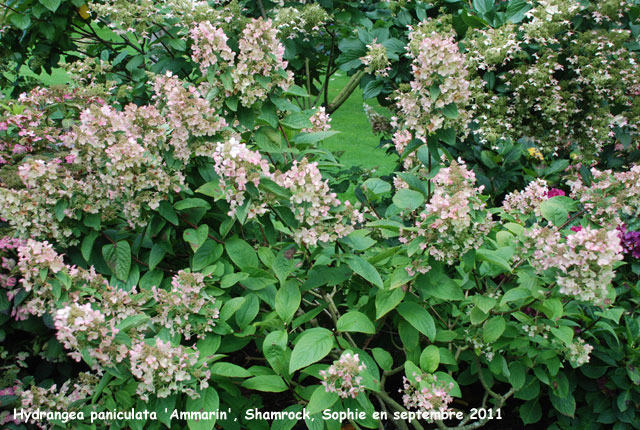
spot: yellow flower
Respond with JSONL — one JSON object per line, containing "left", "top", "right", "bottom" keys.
{"left": 78, "top": 5, "right": 90, "bottom": 20}
{"left": 527, "top": 147, "right": 544, "bottom": 161}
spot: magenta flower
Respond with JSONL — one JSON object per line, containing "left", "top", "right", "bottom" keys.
{"left": 547, "top": 188, "right": 566, "bottom": 198}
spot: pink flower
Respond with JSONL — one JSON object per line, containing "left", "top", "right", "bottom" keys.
{"left": 547, "top": 188, "right": 566, "bottom": 198}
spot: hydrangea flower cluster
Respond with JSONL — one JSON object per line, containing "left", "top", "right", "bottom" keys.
{"left": 212, "top": 137, "right": 272, "bottom": 218}
{"left": 273, "top": 3, "right": 329, "bottom": 40}
{"left": 189, "top": 22, "right": 235, "bottom": 75}
{"left": 232, "top": 18, "right": 294, "bottom": 106}
{"left": 129, "top": 338, "right": 210, "bottom": 401}
{"left": 392, "top": 23, "right": 471, "bottom": 142}
{"left": 361, "top": 41, "right": 391, "bottom": 77}
{"left": 363, "top": 104, "right": 392, "bottom": 136}
{"left": 467, "top": 0, "right": 639, "bottom": 157}
{"left": 568, "top": 165, "right": 640, "bottom": 225}
{"left": 0, "top": 236, "right": 23, "bottom": 291}
{"left": 565, "top": 338, "right": 594, "bottom": 368}
{"left": 14, "top": 372, "right": 98, "bottom": 426}
{"left": 520, "top": 225, "right": 623, "bottom": 304}
{"left": 320, "top": 352, "right": 366, "bottom": 399}
{"left": 151, "top": 271, "right": 219, "bottom": 340}
{"left": 152, "top": 73, "right": 229, "bottom": 160}
{"left": 400, "top": 373, "right": 454, "bottom": 417}
{"left": 502, "top": 179, "right": 549, "bottom": 221}
{"left": 302, "top": 106, "right": 332, "bottom": 133}
{"left": 400, "top": 159, "right": 493, "bottom": 264}
{"left": 54, "top": 302, "right": 126, "bottom": 366}
{"left": 276, "top": 159, "right": 362, "bottom": 245}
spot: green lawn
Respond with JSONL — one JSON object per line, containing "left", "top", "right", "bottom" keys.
{"left": 322, "top": 72, "right": 397, "bottom": 176}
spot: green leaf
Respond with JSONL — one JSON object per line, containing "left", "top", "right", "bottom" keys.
{"left": 520, "top": 399, "right": 542, "bottom": 424}
{"left": 540, "top": 196, "right": 576, "bottom": 227}
{"left": 372, "top": 348, "right": 393, "bottom": 371}
{"left": 175, "top": 198, "right": 211, "bottom": 211}
{"left": 263, "top": 330, "right": 288, "bottom": 375}
{"left": 186, "top": 387, "right": 219, "bottom": 430}
{"left": 416, "top": 271, "right": 464, "bottom": 301}
{"left": 294, "top": 131, "right": 340, "bottom": 145}
{"left": 550, "top": 326, "right": 573, "bottom": 345}
{"left": 284, "top": 85, "right": 309, "bottom": 97}
{"left": 346, "top": 256, "right": 384, "bottom": 289}
{"left": 115, "top": 314, "right": 149, "bottom": 332}
{"left": 39, "top": 0, "right": 61, "bottom": 12}
{"left": 397, "top": 302, "right": 436, "bottom": 341}
{"left": 473, "top": 0, "right": 494, "bottom": 15}
{"left": 477, "top": 249, "right": 512, "bottom": 272}
{"left": 241, "top": 375, "right": 288, "bottom": 392}
{"left": 419, "top": 345, "right": 440, "bottom": 373}
{"left": 54, "top": 199, "right": 68, "bottom": 222}
{"left": 210, "top": 362, "right": 252, "bottom": 378}
{"left": 500, "top": 287, "right": 531, "bottom": 304}
{"left": 280, "top": 112, "right": 312, "bottom": 130}
{"left": 9, "top": 14, "right": 31, "bottom": 30}
{"left": 115, "top": 241, "right": 131, "bottom": 282}
{"left": 158, "top": 201, "right": 179, "bottom": 225}
{"left": 289, "top": 328, "right": 334, "bottom": 373}
{"left": 307, "top": 386, "right": 339, "bottom": 415}
{"left": 192, "top": 240, "right": 223, "bottom": 271}
{"left": 196, "top": 181, "right": 223, "bottom": 199}
{"left": 149, "top": 244, "right": 166, "bottom": 271}
{"left": 549, "top": 392, "right": 575, "bottom": 417}
{"left": 506, "top": 0, "right": 533, "bottom": 23}
{"left": 272, "top": 254, "right": 293, "bottom": 285}
{"left": 363, "top": 79, "right": 384, "bottom": 100}
{"left": 362, "top": 178, "right": 391, "bottom": 195}
{"left": 81, "top": 231, "right": 99, "bottom": 262}
{"left": 393, "top": 189, "right": 425, "bottom": 211}
{"left": 441, "top": 103, "right": 458, "bottom": 119}
{"left": 337, "top": 311, "right": 376, "bottom": 334}
{"left": 275, "top": 281, "right": 301, "bottom": 324}
{"left": 483, "top": 317, "right": 506, "bottom": 343}
{"left": 225, "top": 237, "right": 258, "bottom": 269}
{"left": 375, "top": 288, "right": 405, "bottom": 319}
{"left": 509, "top": 362, "right": 526, "bottom": 390}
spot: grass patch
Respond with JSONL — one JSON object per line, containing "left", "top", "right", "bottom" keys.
{"left": 322, "top": 72, "right": 397, "bottom": 177}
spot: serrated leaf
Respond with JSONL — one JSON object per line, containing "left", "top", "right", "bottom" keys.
{"left": 186, "top": 387, "right": 219, "bottom": 430}
{"left": 483, "top": 316, "right": 506, "bottom": 343}
{"left": 420, "top": 345, "right": 440, "bottom": 373}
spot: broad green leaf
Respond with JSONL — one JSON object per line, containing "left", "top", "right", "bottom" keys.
{"left": 346, "top": 256, "right": 384, "bottom": 289}
{"left": 81, "top": 231, "right": 99, "bottom": 262}
{"left": 294, "top": 131, "right": 340, "bottom": 144}
{"left": 210, "top": 362, "right": 252, "bottom": 378}
{"left": 337, "top": 311, "right": 376, "bottom": 334}
{"left": 289, "top": 328, "right": 334, "bottom": 373}
{"left": 225, "top": 237, "right": 258, "bottom": 269}
{"left": 509, "top": 362, "right": 526, "bottom": 390}
{"left": 40, "top": 0, "right": 61, "bottom": 12}
{"left": 115, "top": 241, "right": 131, "bottom": 281}
{"left": 241, "top": 375, "right": 288, "bottom": 392}
{"left": 549, "top": 392, "right": 575, "bottom": 417}
{"left": 362, "top": 178, "right": 391, "bottom": 195}
{"left": 520, "top": 399, "right": 542, "bottom": 424}
{"left": 419, "top": 345, "right": 440, "bottom": 373}
{"left": 307, "top": 386, "right": 339, "bottom": 415}
{"left": 476, "top": 249, "right": 512, "bottom": 272}
{"left": 175, "top": 198, "right": 211, "bottom": 211}
{"left": 186, "top": 387, "right": 219, "bottom": 430}
{"left": 392, "top": 189, "right": 425, "bottom": 211}
{"left": 375, "top": 288, "right": 405, "bottom": 319}
{"left": 149, "top": 244, "right": 166, "bottom": 271}
{"left": 263, "top": 330, "right": 288, "bottom": 376}
{"left": 280, "top": 112, "right": 312, "bottom": 130}
{"left": 483, "top": 317, "right": 506, "bottom": 343}
{"left": 372, "top": 348, "right": 393, "bottom": 371}
{"left": 272, "top": 254, "right": 293, "bottom": 284}
{"left": 397, "top": 302, "right": 436, "bottom": 341}
{"left": 192, "top": 240, "right": 223, "bottom": 271}
{"left": 275, "top": 281, "right": 301, "bottom": 324}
